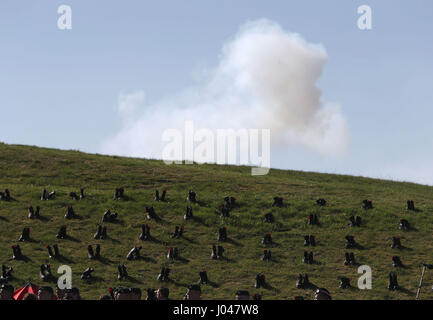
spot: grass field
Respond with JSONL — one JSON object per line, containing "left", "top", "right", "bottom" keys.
{"left": 1, "top": 142, "right": 433, "bottom": 300}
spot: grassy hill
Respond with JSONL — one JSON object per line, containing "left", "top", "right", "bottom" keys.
{"left": 1, "top": 142, "right": 433, "bottom": 300}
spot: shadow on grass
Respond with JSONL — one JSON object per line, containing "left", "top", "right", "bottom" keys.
{"left": 0, "top": 216, "right": 9, "bottom": 222}
{"left": 225, "top": 238, "right": 243, "bottom": 247}
{"left": 64, "top": 235, "right": 81, "bottom": 243}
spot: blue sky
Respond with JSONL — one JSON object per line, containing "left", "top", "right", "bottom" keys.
{"left": 1, "top": 1, "right": 433, "bottom": 184}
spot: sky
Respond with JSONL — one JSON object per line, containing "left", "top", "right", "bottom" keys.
{"left": 1, "top": 1, "right": 433, "bottom": 185}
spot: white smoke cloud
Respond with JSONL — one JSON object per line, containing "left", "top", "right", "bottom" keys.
{"left": 100, "top": 19, "right": 349, "bottom": 160}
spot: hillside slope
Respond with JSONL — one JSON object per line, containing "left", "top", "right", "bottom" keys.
{"left": 0, "top": 142, "right": 433, "bottom": 300}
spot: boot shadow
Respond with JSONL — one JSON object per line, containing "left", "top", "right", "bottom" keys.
{"left": 37, "top": 216, "right": 50, "bottom": 222}
{"left": 125, "top": 275, "right": 143, "bottom": 284}
{"left": 175, "top": 256, "right": 190, "bottom": 263}
{"left": 220, "top": 256, "right": 236, "bottom": 263}
{"left": 179, "top": 236, "right": 196, "bottom": 243}
{"left": 396, "top": 286, "right": 415, "bottom": 296}
{"left": 225, "top": 238, "right": 243, "bottom": 247}
{"left": 56, "top": 255, "right": 74, "bottom": 264}
{"left": 64, "top": 235, "right": 81, "bottom": 243}
{"left": 0, "top": 216, "right": 9, "bottom": 222}
{"left": 106, "top": 237, "right": 121, "bottom": 244}
{"left": 97, "top": 256, "right": 115, "bottom": 265}
{"left": 400, "top": 245, "right": 413, "bottom": 251}
{"left": 141, "top": 256, "right": 157, "bottom": 263}
{"left": 82, "top": 275, "right": 104, "bottom": 283}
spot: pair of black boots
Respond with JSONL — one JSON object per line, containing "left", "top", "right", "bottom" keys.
{"left": 255, "top": 274, "right": 266, "bottom": 288}
{"left": 303, "top": 251, "right": 314, "bottom": 264}
{"left": 70, "top": 187, "right": 85, "bottom": 200}
{"left": 139, "top": 224, "right": 151, "bottom": 240}
{"left": 0, "top": 189, "right": 11, "bottom": 201}
{"left": 56, "top": 225, "right": 67, "bottom": 239}
{"left": 219, "top": 204, "right": 230, "bottom": 218}
{"left": 362, "top": 200, "right": 373, "bottom": 210}
{"left": 145, "top": 206, "right": 158, "bottom": 220}
{"left": 117, "top": 264, "right": 128, "bottom": 280}
{"left": 126, "top": 246, "right": 142, "bottom": 260}
{"left": 81, "top": 267, "right": 94, "bottom": 280}
{"left": 261, "top": 233, "right": 272, "bottom": 245}
{"left": 12, "top": 245, "right": 23, "bottom": 260}
{"left": 345, "top": 235, "right": 357, "bottom": 249}
{"left": 296, "top": 274, "right": 310, "bottom": 289}
{"left": 307, "top": 214, "right": 319, "bottom": 225}
{"left": 28, "top": 206, "right": 40, "bottom": 219}
{"left": 304, "top": 235, "right": 316, "bottom": 246}
{"left": 64, "top": 205, "right": 77, "bottom": 219}
{"left": 316, "top": 198, "right": 326, "bottom": 206}
{"left": 391, "top": 236, "right": 402, "bottom": 249}
{"left": 41, "top": 189, "right": 56, "bottom": 200}
{"left": 349, "top": 216, "right": 362, "bottom": 227}
{"left": 171, "top": 225, "right": 184, "bottom": 239}
{"left": 102, "top": 209, "right": 118, "bottom": 222}
{"left": 339, "top": 277, "right": 351, "bottom": 289}
{"left": 18, "top": 227, "right": 31, "bottom": 242}
{"left": 157, "top": 267, "right": 171, "bottom": 281}
{"left": 88, "top": 244, "right": 101, "bottom": 259}
{"left": 1, "top": 265, "right": 13, "bottom": 282}
{"left": 406, "top": 200, "right": 415, "bottom": 211}
{"left": 187, "top": 190, "right": 197, "bottom": 203}
{"left": 263, "top": 212, "right": 274, "bottom": 223}
{"left": 387, "top": 272, "right": 399, "bottom": 290}
{"left": 184, "top": 206, "right": 193, "bottom": 220}
{"left": 167, "top": 248, "right": 179, "bottom": 260}
{"left": 344, "top": 252, "right": 357, "bottom": 265}
{"left": 271, "top": 196, "right": 284, "bottom": 207}
{"left": 199, "top": 271, "right": 209, "bottom": 284}
{"left": 262, "top": 249, "right": 272, "bottom": 261}
{"left": 223, "top": 196, "right": 236, "bottom": 209}
{"left": 40, "top": 264, "right": 54, "bottom": 281}
{"left": 391, "top": 256, "right": 402, "bottom": 267}
{"left": 94, "top": 225, "right": 107, "bottom": 239}
{"left": 399, "top": 219, "right": 410, "bottom": 230}
{"left": 46, "top": 244, "right": 60, "bottom": 259}
{"left": 211, "top": 244, "right": 224, "bottom": 259}
{"left": 218, "top": 227, "right": 227, "bottom": 241}
{"left": 155, "top": 189, "right": 167, "bottom": 201}
{"left": 113, "top": 187, "right": 125, "bottom": 200}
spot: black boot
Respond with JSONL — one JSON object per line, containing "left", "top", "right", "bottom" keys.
{"left": 391, "top": 236, "right": 402, "bottom": 249}
{"left": 349, "top": 216, "right": 356, "bottom": 227}
{"left": 308, "top": 251, "right": 314, "bottom": 264}
{"left": 406, "top": 200, "right": 415, "bottom": 211}
{"left": 262, "top": 249, "right": 269, "bottom": 261}
{"left": 303, "top": 235, "right": 310, "bottom": 246}
{"left": 145, "top": 206, "right": 157, "bottom": 220}
{"left": 47, "top": 245, "right": 55, "bottom": 259}
{"left": 18, "top": 227, "right": 30, "bottom": 242}
{"left": 102, "top": 209, "right": 111, "bottom": 222}
{"left": 355, "top": 216, "right": 362, "bottom": 227}
{"left": 81, "top": 267, "right": 94, "bottom": 280}
{"left": 254, "top": 274, "right": 266, "bottom": 288}
{"left": 157, "top": 267, "right": 166, "bottom": 281}
{"left": 28, "top": 206, "right": 35, "bottom": 219}
{"left": 349, "top": 252, "right": 357, "bottom": 265}
{"left": 264, "top": 212, "right": 274, "bottom": 223}
{"left": 220, "top": 205, "right": 230, "bottom": 218}
{"left": 303, "top": 251, "right": 309, "bottom": 264}
{"left": 344, "top": 252, "right": 350, "bottom": 265}
{"left": 339, "top": 277, "right": 351, "bottom": 289}
{"left": 171, "top": 226, "right": 179, "bottom": 239}
{"left": 139, "top": 224, "right": 150, "bottom": 240}
{"left": 56, "top": 225, "right": 67, "bottom": 239}
{"left": 40, "top": 264, "right": 53, "bottom": 281}
{"left": 211, "top": 245, "right": 217, "bottom": 259}
{"left": 217, "top": 245, "right": 224, "bottom": 259}
{"left": 184, "top": 206, "right": 193, "bottom": 220}
{"left": 117, "top": 265, "right": 124, "bottom": 280}
{"left": 362, "top": 200, "right": 373, "bottom": 210}
{"left": 101, "top": 226, "right": 107, "bottom": 240}
{"left": 41, "top": 189, "right": 47, "bottom": 200}
{"left": 35, "top": 206, "right": 40, "bottom": 219}
{"left": 154, "top": 189, "right": 160, "bottom": 201}
{"left": 80, "top": 187, "right": 85, "bottom": 200}
{"left": 296, "top": 274, "right": 304, "bottom": 288}
{"left": 199, "top": 270, "right": 209, "bottom": 284}
{"left": 88, "top": 245, "right": 95, "bottom": 259}
{"left": 121, "top": 264, "right": 128, "bottom": 278}
{"left": 161, "top": 190, "right": 167, "bottom": 201}
{"left": 313, "top": 214, "right": 319, "bottom": 225}
{"left": 388, "top": 272, "right": 399, "bottom": 290}
{"left": 95, "top": 244, "right": 101, "bottom": 259}
{"left": 12, "top": 245, "right": 23, "bottom": 260}
{"left": 167, "top": 248, "right": 174, "bottom": 260}
{"left": 53, "top": 244, "right": 60, "bottom": 258}
{"left": 309, "top": 235, "right": 316, "bottom": 246}
{"left": 47, "top": 190, "right": 56, "bottom": 200}
{"left": 94, "top": 225, "right": 102, "bottom": 239}
{"left": 146, "top": 288, "right": 157, "bottom": 300}
{"left": 64, "top": 205, "right": 75, "bottom": 219}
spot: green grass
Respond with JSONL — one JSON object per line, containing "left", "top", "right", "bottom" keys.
{"left": 1, "top": 142, "right": 433, "bottom": 300}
